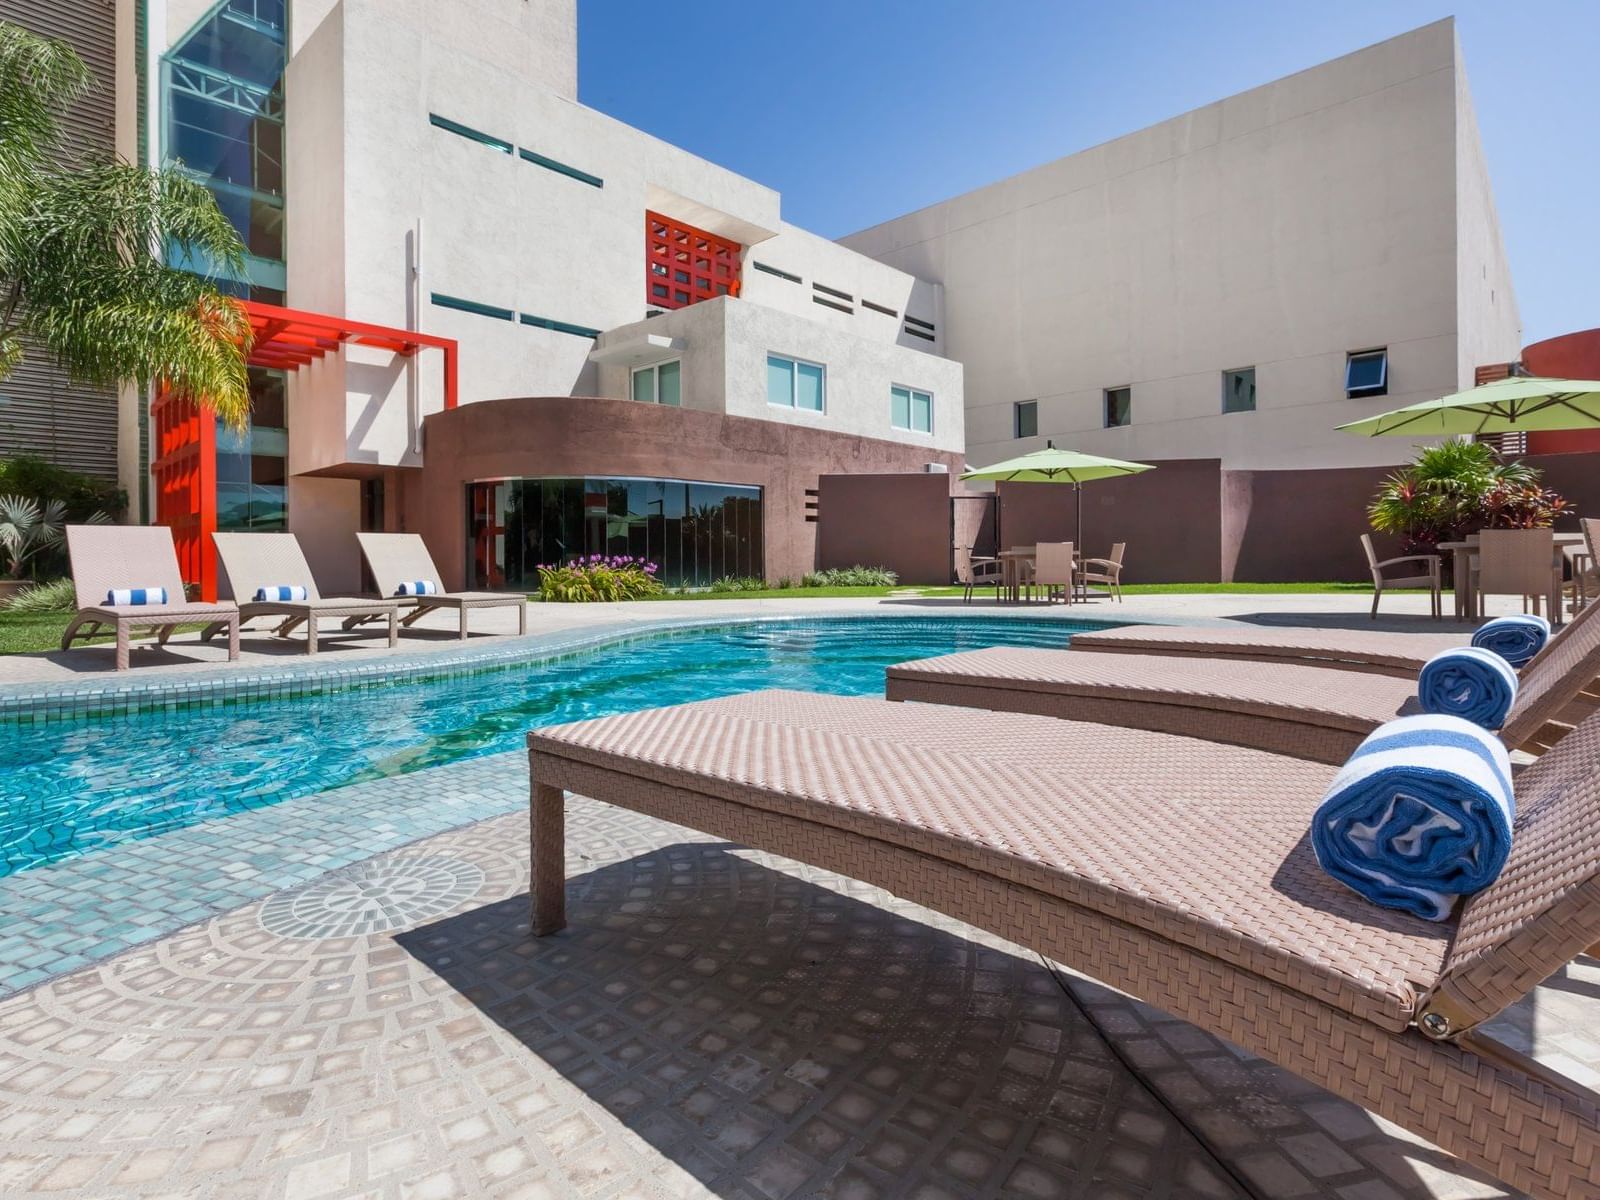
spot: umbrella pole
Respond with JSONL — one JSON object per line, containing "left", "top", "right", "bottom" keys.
{"left": 1075, "top": 482, "right": 1083, "bottom": 602}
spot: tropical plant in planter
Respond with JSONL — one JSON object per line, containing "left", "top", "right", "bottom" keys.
{"left": 0, "top": 494, "right": 107, "bottom": 602}
{"left": 1368, "top": 441, "right": 1560, "bottom": 558}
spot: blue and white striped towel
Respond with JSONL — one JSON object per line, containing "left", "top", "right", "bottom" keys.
{"left": 1417, "top": 646, "right": 1519, "bottom": 730}
{"left": 1471, "top": 613, "right": 1550, "bottom": 668}
{"left": 253, "top": 585, "right": 308, "bottom": 602}
{"left": 395, "top": 579, "right": 439, "bottom": 597}
{"left": 1311, "top": 714, "right": 1515, "bottom": 921}
{"left": 105, "top": 587, "right": 167, "bottom": 606}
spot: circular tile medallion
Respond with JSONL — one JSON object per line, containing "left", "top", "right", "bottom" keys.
{"left": 259, "top": 855, "right": 486, "bottom": 939}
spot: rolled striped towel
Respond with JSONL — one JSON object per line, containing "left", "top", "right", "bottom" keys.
{"left": 1417, "top": 646, "right": 1518, "bottom": 730}
{"left": 253, "top": 585, "right": 308, "bottom": 602}
{"left": 105, "top": 587, "right": 167, "bottom": 606}
{"left": 1311, "top": 714, "right": 1515, "bottom": 921}
{"left": 395, "top": 579, "right": 439, "bottom": 597}
{"left": 1471, "top": 613, "right": 1550, "bottom": 668}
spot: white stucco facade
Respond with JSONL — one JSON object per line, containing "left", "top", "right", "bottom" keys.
{"left": 840, "top": 19, "right": 1522, "bottom": 472}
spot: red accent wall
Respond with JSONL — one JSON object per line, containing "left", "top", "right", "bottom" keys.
{"left": 1523, "top": 328, "right": 1600, "bottom": 455}
{"left": 646, "top": 212, "right": 741, "bottom": 310}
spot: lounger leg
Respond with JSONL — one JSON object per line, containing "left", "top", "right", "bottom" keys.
{"left": 227, "top": 618, "right": 239, "bottom": 662}
{"left": 530, "top": 782, "right": 567, "bottom": 935}
{"left": 387, "top": 608, "right": 398, "bottom": 648}
{"left": 276, "top": 615, "right": 306, "bottom": 637}
{"left": 399, "top": 606, "right": 429, "bottom": 627}
{"left": 306, "top": 614, "right": 318, "bottom": 655}
{"left": 157, "top": 623, "right": 178, "bottom": 646}
{"left": 459, "top": 606, "right": 470, "bottom": 640}
{"left": 518, "top": 602, "right": 527, "bottom": 635}
{"left": 60, "top": 615, "right": 96, "bottom": 651}
{"left": 115, "top": 623, "right": 130, "bottom": 672}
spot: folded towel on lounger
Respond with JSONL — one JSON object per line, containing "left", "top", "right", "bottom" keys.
{"left": 1417, "top": 646, "right": 1518, "bottom": 730}
{"left": 1471, "top": 613, "right": 1551, "bottom": 668}
{"left": 253, "top": 585, "right": 309, "bottom": 602}
{"left": 1311, "top": 714, "right": 1515, "bottom": 921}
{"left": 105, "top": 587, "right": 167, "bottom": 606}
{"left": 395, "top": 580, "right": 438, "bottom": 597}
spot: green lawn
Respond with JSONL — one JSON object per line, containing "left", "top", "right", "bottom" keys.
{"left": 0, "top": 612, "right": 210, "bottom": 656}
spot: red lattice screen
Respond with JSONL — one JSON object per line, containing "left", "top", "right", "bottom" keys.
{"left": 646, "top": 211, "right": 741, "bottom": 310}
{"left": 150, "top": 387, "right": 218, "bottom": 600}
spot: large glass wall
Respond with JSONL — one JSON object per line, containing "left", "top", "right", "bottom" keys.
{"left": 468, "top": 478, "right": 763, "bottom": 589}
{"left": 216, "top": 367, "right": 288, "bottom": 530}
{"left": 162, "top": 0, "right": 288, "bottom": 301}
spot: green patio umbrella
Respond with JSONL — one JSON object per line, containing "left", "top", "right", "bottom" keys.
{"left": 1336, "top": 376, "right": 1600, "bottom": 437}
{"left": 960, "top": 441, "right": 1155, "bottom": 554}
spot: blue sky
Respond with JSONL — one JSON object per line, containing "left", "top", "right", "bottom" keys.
{"left": 579, "top": 1, "right": 1598, "bottom": 347}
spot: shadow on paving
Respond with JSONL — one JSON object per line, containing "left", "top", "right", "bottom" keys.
{"left": 398, "top": 842, "right": 1479, "bottom": 1199}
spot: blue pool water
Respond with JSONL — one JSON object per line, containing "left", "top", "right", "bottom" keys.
{"left": 2, "top": 617, "right": 1087, "bottom": 877}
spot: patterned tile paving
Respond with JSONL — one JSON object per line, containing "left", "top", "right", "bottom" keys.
{"left": 259, "top": 857, "right": 487, "bottom": 940}
{"left": 0, "top": 789, "right": 1560, "bottom": 1199}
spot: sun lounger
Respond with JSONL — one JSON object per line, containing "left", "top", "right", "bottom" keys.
{"left": 1068, "top": 624, "right": 1471, "bottom": 676}
{"left": 885, "top": 596, "right": 1600, "bottom": 764}
{"left": 352, "top": 532, "right": 526, "bottom": 639}
{"left": 58, "top": 525, "right": 240, "bottom": 671}
{"left": 205, "top": 532, "right": 399, "bottom": 653}
{"left": 527, "top": 690, "right": 1600, "bottom": 1199}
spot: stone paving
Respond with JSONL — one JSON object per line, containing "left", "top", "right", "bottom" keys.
{"left": 1, "top": 793, "right": 1574, "bottom": 1199}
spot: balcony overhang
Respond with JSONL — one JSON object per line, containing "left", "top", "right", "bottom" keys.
{"left": 644, "top": 184, "right": 778, "bottom": 247}
{"left": 588, "top": 332, "right": 687, "bottom": 369}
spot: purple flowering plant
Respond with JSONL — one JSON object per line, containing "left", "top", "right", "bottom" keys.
{"left": 536, "top": 553, "right": 664, "bottom": 601}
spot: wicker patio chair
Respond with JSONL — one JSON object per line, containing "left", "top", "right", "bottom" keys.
{"left": 352, "top": 532, "right": 527, "bottom": 639}
{"left": 1472, "top": 529, "right": 1561, "bottom": 621}
{"left": 885, "top": 591, "right": 1600, "bottom": 764}
{"left": 1564, "top": 517, "right": 1600, "bottom": 616}
{"left": 1031, "top": 541, "right": 1075, "bottom": 603}
{"left": 1361, "top": 532, "right": 1442, "bottom": 619}
{"left": 953, "top": 544, "right": 1003, "bottom": 604}
{"left": 1077, "top": 541, "right": 1126, "bottom": 601}
{"left": 527, "top": 689, "right": 1600, "bottom": 1199}
{"left": 1068, "top": 625, "right": 1477, "bottom": 678}
{"left": 58, "top": 525, "right": 240, "bottom": 671}
{"left": 205, "top": 532, "right": 400, "bottom": 654}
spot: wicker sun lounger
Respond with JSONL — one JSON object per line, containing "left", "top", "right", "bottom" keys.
{"left": 1069, "top": 624, "right": 1480, "bottom": 677}
{"left": 59, "top": 525, "right": 240, "bottom": 671}
{"left": 885, "top": 595, "right": 1600, "bottom": 764}
{"left": 353, "top": 532, "right": 527, "bottom": 639}
{"left": 205, "top": 532, "right": 399, "bottom": 654}
{"left": 527, "top": 690, "right": 1600, "bottom": 1199}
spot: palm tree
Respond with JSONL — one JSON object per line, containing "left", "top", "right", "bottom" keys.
{"left": 0, "top": 21, "right": 252, "bottom": 425}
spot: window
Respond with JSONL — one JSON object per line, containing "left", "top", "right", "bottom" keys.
{"left": 517, "top": 146, "right": 602, "bottom": 188}
{"left": 631, "top": 361, "right": 681, "bottom": 407}
{"left": 1346, "top": 349, "right": 1388, "bottom": 397}
{"left": 1104, "top": 386, "right": 1132, "bottom": 428}
{"left": 767, "top": 354, "right": 824, "bottom": 412}
{"left": 429, "top": 113, "right": 512, "bottom": 154}
{"left": 1222, "top": 367, "right": 1256, "bottom": 413}
{"left": 1014, "top": 400, "right": 1038, "bottom": 439}
{"left": 891, "top": 386, "right": 933, "bottom": 433}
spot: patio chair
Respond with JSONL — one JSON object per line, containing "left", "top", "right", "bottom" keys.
{"left": 1031, "top": 541, "right": 1075, "bottom": 603}
{"left": 1472, "top": 529, "right": 1561, "bottom": 621}
{"left": 528, "top": 689, "right": 1600, "bottom": 1199}
{"left": 58, "top": 524, "right": 240, "bottom": 671}
{"left": 884, "top": 589, "right": 1600, "bottom": 764}
{"left": 353, "top": 532, "right": 527, "bottom": 639}
{"left": 953, "top": 544, "right": 1003, "bottom": 604}
{"left": 205, "top": 532, "right": 400, "bottom": 654}
{"left": 1361, "top": 533, "right": 1441, "bottom": 619}
{"left": 1563, "top": 517, "right": 1600, "bottom": 616}
{"left": 1077, "top": 541, "right": 1126, "bottom": 601}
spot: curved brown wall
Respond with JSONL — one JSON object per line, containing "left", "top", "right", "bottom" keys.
{"left": 1523, "top": 329, "right": 1600, "bottom": 455}
{"left": 401, "top": 396, "right": 964, "bottom": 588}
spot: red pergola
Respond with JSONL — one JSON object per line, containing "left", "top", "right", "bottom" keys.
{"left": 153, "top": 300, "right": 459, "bottom": 600}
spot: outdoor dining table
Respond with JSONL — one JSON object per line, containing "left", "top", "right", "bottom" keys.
{"left": 1439, "top": 532, "right": 1586, "bottom": 622}
{"left": 996, "top": 546, "right": 1087, "bottom": 603}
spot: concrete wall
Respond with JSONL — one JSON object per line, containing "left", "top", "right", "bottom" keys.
{"left": 815, "top": 473, "right": 956, "bottom": 585}
{"left": 842, "top": 20, "right": 1509, "bottom": 475}
{"left": 402, "top": 397, "right": 968, "bottom": 588}
{"left": 594, "top": 298, "right": 965, "bottom": 455}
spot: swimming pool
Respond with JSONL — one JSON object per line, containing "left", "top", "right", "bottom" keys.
{"left": 2, "top": 616, "right": 1091, "bottom": 877}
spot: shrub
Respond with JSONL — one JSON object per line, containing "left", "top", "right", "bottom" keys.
{"left": 802, "top": 565, "right": 899, "bottom": 588}
{"left": 4, "top": 577, "right": 75, "bottom": 612}
{"left": 0, "top": 456, "right": 126, "bottom": 521}
{"left": 1368, "top": 441, "right": 1564, "bottom": 555}
{"left": 709, "top": 575, "right": 768, "bottom": 593}
{"left": 536, "top": 555, "right": 663, "bottom": 602}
